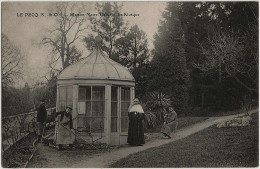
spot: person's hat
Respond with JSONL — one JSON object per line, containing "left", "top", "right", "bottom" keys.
{"left": 66, "top": 106, "right": 72, "bottom": 110}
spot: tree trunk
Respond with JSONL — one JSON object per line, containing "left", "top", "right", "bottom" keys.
{"left": 61, "top": 33, "right": 65, "bottom": 69}
{"left": 63, "top": 44, "right": 70, "bottom": 69}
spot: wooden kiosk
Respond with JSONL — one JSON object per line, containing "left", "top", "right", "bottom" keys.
{"left": 56, "top": 40, "right": 135, "bottom": 145}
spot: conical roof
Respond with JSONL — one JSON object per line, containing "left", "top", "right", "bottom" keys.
{"left": 58, "top": 48, "right": 134, "bottom": 82}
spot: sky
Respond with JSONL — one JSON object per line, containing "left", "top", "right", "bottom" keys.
{"left": 2, "top": 2, "right": 166, "bottom": 88}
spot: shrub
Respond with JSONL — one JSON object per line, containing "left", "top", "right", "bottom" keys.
{"left": 142, "top": 91, "right": 172, "bottom": 129}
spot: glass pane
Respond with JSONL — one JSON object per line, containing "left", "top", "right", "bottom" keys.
{"left": 60, "top": 101, "right": 66, "bottom": 111}
{"left": 121, "top": 88, "right": 125, "bottom": 101}
{"left": 121, "top": 87, "right": 130, "bottom": 101}
{"left": 91, "top": 117, "right": 104, "bottom": 132}
{"left": 111, "top": 86, "right": 118, "bottom": 132}
{"left": 79, "top": 86, "right": 91, "bottom": 100}
{"left": 86, "top": 101, "right": 91, "bottom": 116}
{"left": 77, "top": 117, "right": 84, "bottom": 128}
{"left": 66, "top": 86, "right": 73, "bottom": 107}
{"left": 77, "top": 116, "right": 91, "bottom": 132}
{"left": 121, "top": 117, "right": 129, "bottom": 132}
{"left": 111, "top": 87, "right": 118, "bottom": 101}
{"left": 79, "top": 88, "right": 86, "bottom": 100}
{"left": 92, "top": 86, "right": 105, "bottom": 101}
{"left": 121, "top": 102, "right": 130, "bottom": 116}
{"left": 111, "top": 117, "right": 117, "bottom": 132}
{"left": 78, "top": 102, "right": 86, "bottom": 115}
{"left": 86, "top": 86, "right": 91, "bottom": 100}
{"left": 92, "top": 101, "right": 105, "bottom": 117}
{"left": 59, "top": 87, "right": 66, "bottom": 101}
{"left": 111, "top": 102, "right": 118, "bottom": 116}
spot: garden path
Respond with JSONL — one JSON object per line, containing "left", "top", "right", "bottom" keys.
{"left": 27, "top": 109, "right": 258, "bottom": 168}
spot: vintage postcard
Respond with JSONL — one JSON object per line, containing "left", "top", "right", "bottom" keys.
{"left": 1, "top": 1, "right": 258, "bottom": 168}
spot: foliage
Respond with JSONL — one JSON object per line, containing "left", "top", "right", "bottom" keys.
{"left": 194, "top": 28, "right": 257, "bottom": 93}
{"left": 2, "top": 133, "right": 37, "bottom": 168}
{"left": 148, "top": 2, "right": 190, "bottom": 114}
{"left": 31, "top": 75, "right": 57, "bottom": 108}
{"left": 144, "top": 92, "right": 172, "bottom": 112}
{"left": 143, "top": 111, "right": 158, "bottom": 129}
{"left": 83, "top": 2, "right": 127, "bottom": 62}
{"left": 2, "top": 84, "right": 34, "bottom": 117}
{"left": 84, "top": 3, "right": 151, "bottom": 98}
{"left": 177, "top": 2, "right": 258, "bottom": 111}
{"left": 134, "top": 63, "right": 150, "bottom": 99}
{"left": 2, "top": 33, "right": 24, "bottom": 88}
{"left": 118, "top": 24, "right": 150, "bottom": 98}
{"left": 117, "top": 24, "right": 149, "bottom": 68}
{"left": 142, "top": 91, "right": 172, "bottom": 128}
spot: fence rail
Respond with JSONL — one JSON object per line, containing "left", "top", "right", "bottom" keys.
{"left": 2, "top": 107, "right": 56, "bottom": 152}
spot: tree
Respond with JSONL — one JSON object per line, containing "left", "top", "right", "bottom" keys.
{"left": 40, "top": 2, "right": 88, "bottom": 106}
{"left": 117, "top": 24, "right": 150, "bottom": 98}
{"left": 177, "top": 2, "right": 258, "bottom": 110}
{"left": 31, "top": 75, "right": 57, "bottom": 108}
{"left": 2, "top": 83, "right": 34, "bottom": 117}
{"left": 42, "top": 2, "right": 87, "bottom": 70}
{"left": 149, "top": 2, "right": 190, "bottom": 114}
{"left": 83, "top": 2, "right": 127, "bottom": 62}
{"left": 195, "top": 28, "right": 257, "bottom": 93}
{"left": 2, "top": 33, "right": 24, "bottom": 88}
{"left": 117, "top": 25, "right": 149, "bottom": 70}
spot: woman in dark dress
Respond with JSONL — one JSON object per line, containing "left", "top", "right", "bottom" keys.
{"left": 127, "top": 98, "right": 145, "bottom": 146}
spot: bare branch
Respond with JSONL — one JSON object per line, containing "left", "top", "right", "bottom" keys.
{"left": 2, "top": 34, "right": 24, "bottom": 87}
{"left": 41, "top": 2, "right": 87, "bottom": 70}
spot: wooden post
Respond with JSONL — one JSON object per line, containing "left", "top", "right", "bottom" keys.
{"left": 56, "top": 85, "right": 59, "bottom": 112}
{"left": 73, "top": 85, "right": 79, "bottom": 129}
{"left": 118, "top": 87, "right": 122, "bottom": 144}
{"left": 105, "top": 85, "right": 111, "bottom": 144}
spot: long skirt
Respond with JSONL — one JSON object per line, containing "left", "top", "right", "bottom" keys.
{"left": 161, "top": 121, "right": 178, "bottom": 137}
{"left": 127, "top": 112, "right": 145, "bottom": 145}
{"left": 56, "top": 124, "right": 75, "bottom": 145}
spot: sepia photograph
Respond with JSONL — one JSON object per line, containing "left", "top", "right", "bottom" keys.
{"left": 1, "top": 1, "right": 259, "bottom": 168}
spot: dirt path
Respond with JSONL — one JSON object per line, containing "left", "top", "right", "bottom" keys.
{"left": 27, "top": 109, "right": 258, "bottom": 168}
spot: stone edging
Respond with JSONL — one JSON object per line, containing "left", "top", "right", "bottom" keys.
{"left": 23, "top": 138, "right": 38, "bottom": 168}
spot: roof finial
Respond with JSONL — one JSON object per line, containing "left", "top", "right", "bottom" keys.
{"left": 95, "top": 35, "right": 102, "bottom": 47}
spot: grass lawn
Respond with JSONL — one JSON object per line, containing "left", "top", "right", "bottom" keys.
{"left": 111, "top": 113, "right": 259, "bottom": 168}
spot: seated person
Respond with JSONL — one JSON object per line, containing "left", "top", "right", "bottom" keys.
{"left": 161, "top": 106, "right": 178, "bottom": 139}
